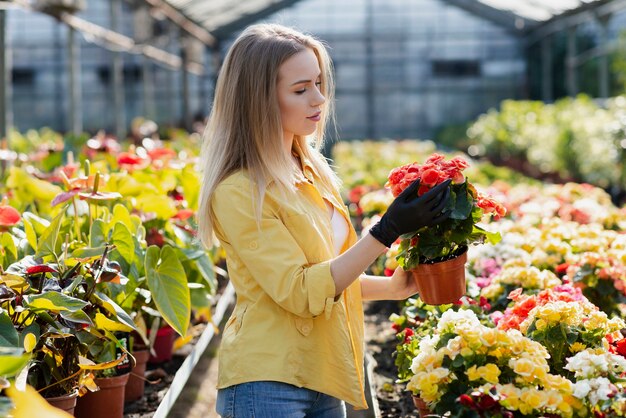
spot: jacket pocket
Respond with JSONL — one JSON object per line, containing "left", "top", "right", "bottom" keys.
{"left": 225, "top": 304, "right": 248, "bottom": 336}
{"left": 294, "top": 317, "right": 313, "bottom": 337}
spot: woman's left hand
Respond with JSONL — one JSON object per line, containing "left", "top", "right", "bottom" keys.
{"left": 389, "top": 266, "right": 419, "bottom": 300}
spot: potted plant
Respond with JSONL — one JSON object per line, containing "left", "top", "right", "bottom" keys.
{"left": 385, "top": 154, "right": 506, "bottom": 304}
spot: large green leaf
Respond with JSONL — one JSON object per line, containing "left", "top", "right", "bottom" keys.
{"left": 22, "top": 218, "right": 38, "bottom": 252}
{"left": 21, "top": 212, "right": 50, "bottom": 236}
{"left": 145, "top": 245, "right": 190, "bottom": 337}
{"left": 89, "top": 219, "right": 107, "bottom": 248}
{"left": 111, "top": 222, "right": 134, "bottom": 264}
{"left": 34, "top": 209, "right": 64, "bottom": 259}
{"left": 111, "top": 204, "right": 134, "bottom": 233}
{"left": 0, "top": 312, "right": 18, "bottom": 347}
{"left": 24, "top": 291, "right": 88, "bottom": 313}
{"left": 135, "top": 195, "right": 177, "bottom": 220}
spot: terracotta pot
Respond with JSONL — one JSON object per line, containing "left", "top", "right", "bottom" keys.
{"left": 46, "top": 390, "right": 78, "bottom": 415}
{"left": 412, "top": 395, "right": 432, "bottom": 417}
{"left": 148, "top": 325, "right": 176, "bottom": 364}
{"left": 124, "top": 349, "right": 150, "bottom": 403}
{"left": 410, "top": 250, "right": 467, "bottom": 305}
{"left": 74, "top": 373, "right": 129, "bottom": 418}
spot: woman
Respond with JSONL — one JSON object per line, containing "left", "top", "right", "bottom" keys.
{"left": 198, "top": 23, "right": 451, "bottom": 418}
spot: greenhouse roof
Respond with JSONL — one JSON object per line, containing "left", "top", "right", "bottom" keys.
{"left": 153, "top": 0, "right": 303, "bottom": 39}
{"left": 475, "top": 0, "right": 602, "bottom": 22}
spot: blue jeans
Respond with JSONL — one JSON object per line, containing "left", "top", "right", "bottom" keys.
{"left": 216, "top": 381, "right": 347, "bottom": 418}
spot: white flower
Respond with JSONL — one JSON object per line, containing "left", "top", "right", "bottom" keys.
{"left": 572, "top": 380, "right": 591, "bottom": 398}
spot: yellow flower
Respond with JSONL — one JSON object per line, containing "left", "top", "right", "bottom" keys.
{"left": 569, "top": 342, "right": 586, "bottom": 353}
{"left": 520, "top": 388, "right": 546, "bottom": 412}
{"left": 466, "top": 364, "right": 500, "bottom": 384}
{"left": 498, "top": 384, "right": 521, "bottom": 410}
{"left": 535, "top": 319, "right": 548, "bottom": 331}
{"left": 543, "top": 390, "right": 563, "bottom": 410}
{"left": 479, "top": 328, "right": 499, "bottom": 347}
{"left": 510, "top": 358, "right": 535, "bottom": 377}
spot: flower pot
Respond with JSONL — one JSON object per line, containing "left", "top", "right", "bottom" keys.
{"left": 412, "top": 395, "right": 432, "bottom": 417}
{"left": 74, "top": 373, "right": 129, "bottom": 418}
{"left": 46, "top": 390, "right": 78, "bottom": 415}
{"left": 410, "top": 250, "right": 467, "bottom": 305}
{"left": 148, "top": 325, "right": 176, "bottom": 364}
{"left": 124, "top": 349, "right": 150, "bottom": 403}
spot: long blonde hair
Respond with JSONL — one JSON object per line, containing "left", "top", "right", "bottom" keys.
{"left": 198, "top": 24, "right": 339, "bottom": 249}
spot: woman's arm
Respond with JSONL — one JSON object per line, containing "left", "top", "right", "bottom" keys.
{"left": 329, "top": 233, "right": 387, "bottom": 296}
{"left": 330, "top": 180, "right": 451, "bottom": 298}
{"left": 359, "top": 269, "right": 419, "bottom": 301}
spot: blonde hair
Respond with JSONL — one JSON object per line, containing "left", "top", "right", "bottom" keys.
{"left": 198, "top": 23, "right": 339, "bottom": 249}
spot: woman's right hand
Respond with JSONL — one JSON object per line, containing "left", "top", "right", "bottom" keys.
{"left": 369, "top": 179, "right": 452, "bottom": 247}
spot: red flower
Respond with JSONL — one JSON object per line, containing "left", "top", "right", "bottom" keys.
{"left": 172, "top": 209, "right": 195, "bottom": 221}
{"left": 26, "top": 265, "right": 57, "bottom": 275}
{"left": 458, "top": 394, "right": 475, "bottom": 408}
{"left": 148, "top": 148, "right": 177, "bottom": 161}
{"left": 117, "top": 152, "right": 145, "bottom": 166}
{"left": 615, "top": 339, "right": 626, "bottom": 357}
{"left": 402, "top": 328, "right": 414, "bottom": 344}
{"left": 0, "top": 203, "right": 21, "bottom": 227}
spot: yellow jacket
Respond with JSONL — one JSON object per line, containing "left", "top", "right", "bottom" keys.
{"left": 211, "top": 147, "right": 367, "bottom": 409}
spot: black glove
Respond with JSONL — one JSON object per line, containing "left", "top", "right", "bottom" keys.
{"left": 369, "top": 179, "right": 452, "bottom": 247}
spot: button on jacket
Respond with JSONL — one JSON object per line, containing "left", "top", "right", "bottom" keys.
{"left": 211, "top": 147, "right": 367, "bottom": 409}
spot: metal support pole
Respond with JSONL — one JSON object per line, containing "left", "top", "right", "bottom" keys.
{"left": 365, "top": 0, "right": 374, "bottom": 139}
{"left": 598, "top": 14, "right": 611, "bottom": 99}
{"left": 67, "top": 26, "right": 82, "bottom": 136}
{"left": 181, "top": 33, "right": 191, "bottom": 131}
{"left": 0, "top": 9, "right": 12, "bottom": 143}
{"left": 142, "top": 56, "right": 155, "bottom": 120}
{"left": 541, "top": 36, "right": 553, "bottom": 102}
{"left": 110, "top": 0, "right": 126, "bottom": 140}
{"left": 566, "top": 27, "right": 578, "bottom": 97}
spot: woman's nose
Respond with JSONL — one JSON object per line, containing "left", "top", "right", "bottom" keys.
{"left": 311, "top": 89, "right": 325, "bottom": 107}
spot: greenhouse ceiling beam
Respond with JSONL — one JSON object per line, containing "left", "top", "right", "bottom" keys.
{"left": 142, "top": 0, "right": 216, "bottom": 48}
{"left": 211, "top": 0, "right": 304, "bottom": 39}
{"left": 525, "top": 0, "right": 626, "bottom": 45}
{"left": 10, "top": 0, "right": 203, "bottom": 74}
{"left": 443, "top": 0, "right": 535, "bottom": 35}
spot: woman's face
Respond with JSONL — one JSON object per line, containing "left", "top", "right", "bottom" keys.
{"left": 277, "top": 48, "right": 326, "bottom": 146}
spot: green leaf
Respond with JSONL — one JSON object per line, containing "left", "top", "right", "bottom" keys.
{"left": 0, "top": 233, "right": 17, "bottom": 266}
{"left": 449, "top": 183, "right": 472, "bottom": 220}
{"left": 22, "top": 218, "right": 38, "bottom": 252}
{"left": 21, "top": 212, "right": 50, "bottom": 236}
{"left": 89, "top": 219, "right": 108, "bottom": 248}
{"left": 60, "top": 310, "right": 94, "bottom": 326}
{"left": 111, "top": 222, "right": 134, "bottom": 264}
{"left": 145, "top": 245, "right": 190, "bottom": 337}
{"left": 0, "top": 347, "right": 30, "bottom": 378}
{"left": 24, "top": 291, "right": 88, "bottom": 313}
{"left": 34, "top": 209, "right": 64, "bottom": 258}
{"left": 135, "top": 195, "right": 177, "bottom": 220}
{"left": 111, "top": 204, "right": 133, "bottom": 230}
{"left": 0, "top": 312, "right": 19, "bottom": 347}
{"left": 71, "top": 246, "right": 109, "bottom": 259}
{"left": 472, "top": 225, "right": 502, "bottom": 245}
{"left": 93, "top": 291, "right": 137, "bottom": 332}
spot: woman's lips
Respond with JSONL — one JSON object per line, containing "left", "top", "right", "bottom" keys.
{"left": 307, "top": 113, "right": 321, "bottom": 121}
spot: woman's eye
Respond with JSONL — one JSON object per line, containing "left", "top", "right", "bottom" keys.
{"left": 295, "top": 89, "right": 306, "bottom": 94}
